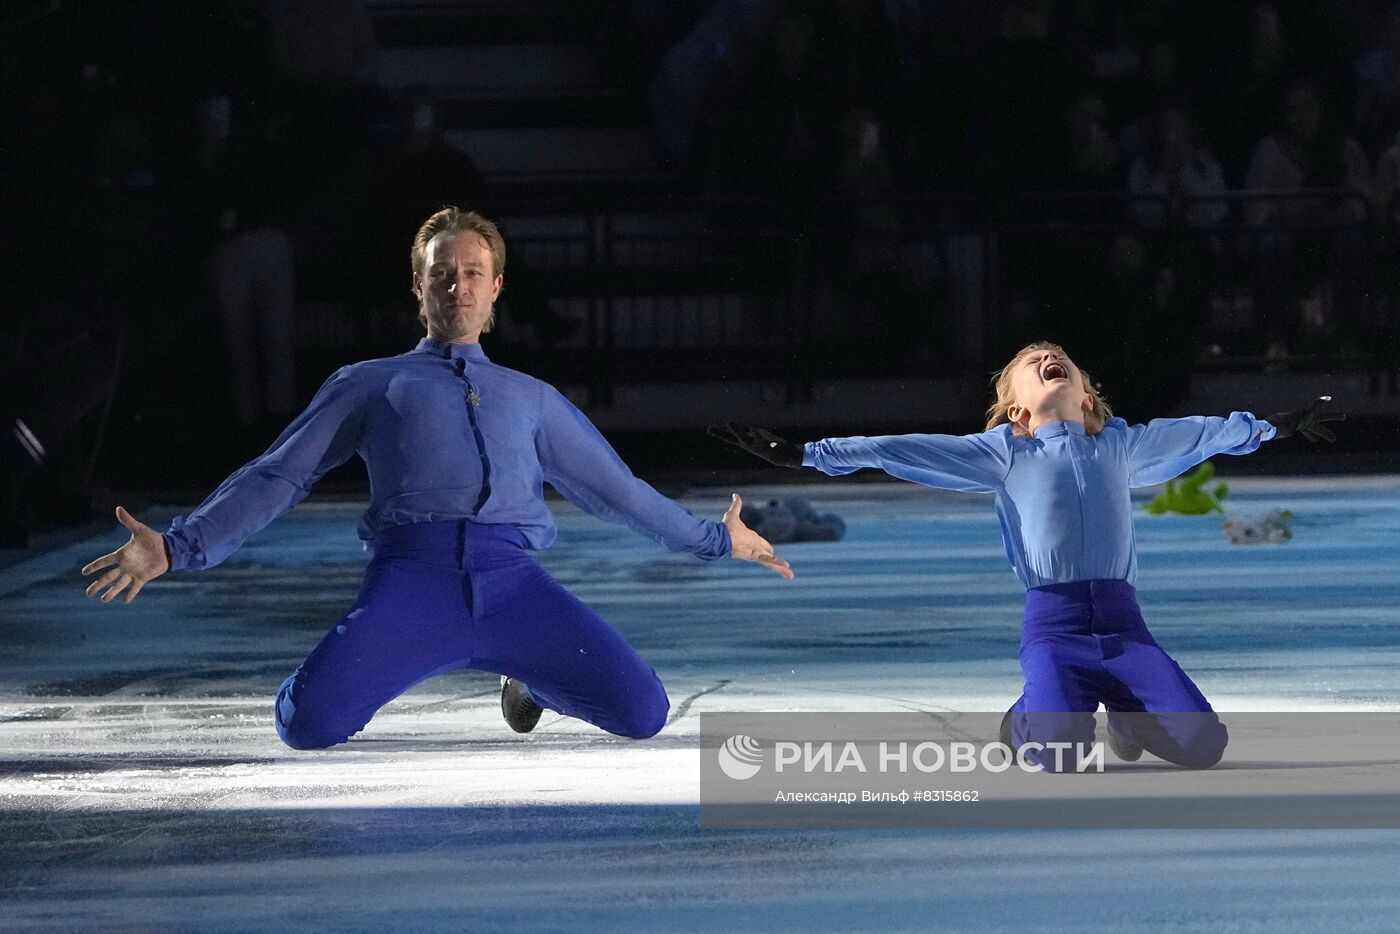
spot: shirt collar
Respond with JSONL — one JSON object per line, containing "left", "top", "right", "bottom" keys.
{"left": 1031, "top": 419, "right": 1087, "bottom": 439}
{"left": 415, "top": 337, "right": 490, "bottom": 363}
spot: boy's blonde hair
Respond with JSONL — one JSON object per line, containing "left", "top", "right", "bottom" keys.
{"left": 984, "top": 341, "right": 1112, "bottom": 436}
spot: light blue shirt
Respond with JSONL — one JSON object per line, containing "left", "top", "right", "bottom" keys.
{"left": 804, "top": 414, "right": 1276, "bottom": 589}
{"left": 163, "top": 339, "right": 731, "bottom": 570}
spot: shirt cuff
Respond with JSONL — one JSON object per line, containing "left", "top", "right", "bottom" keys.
{"left": 716, "top": 520, "right": 733, "bottom": 559}
{"left": 162, "top": 519, "right": 197, "bottom": 572}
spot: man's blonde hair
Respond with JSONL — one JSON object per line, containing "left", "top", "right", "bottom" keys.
{"left": 412, "top": 206, "right": 506, "bottom": 277}
{"left": 984, "top": 341, "right": 1113, "bottom": 436}
{"left": 411, "top": 206, "right": 506, "bottom": 330}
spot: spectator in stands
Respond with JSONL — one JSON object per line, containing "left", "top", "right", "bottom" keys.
{"left": 836, "top": 102, "right": 895, "bottom": 210}
{"left": 268, "top": 0, "right": 382, "bottom": 276}
{"left": 1060, "top": 91, "right": 1125, "bottom": 192}
{"left": 1355, "top": 1, "right": 1400, "bottom": 158}
{"left": 811, "top": 0, "right": 901, "bottom": 118}
{"left": 647, "top": 0, "right": 773, "bottom": 173}
{"left": 1361, "top": 128, "right": 1400, "bottom": 392}
{"left": 1068, "top": 0, "right": 1142, "bottom": 91}
{"left": 707, "top": 6, "right": 846, "bottom": 201}
{"left": 1203, "top": 3, "right": 1295, "bottom": 181}
{"left": 1243, "top": 79, "right": 1372, "bottom": 226}
{"left": 965, "top": 0, "right": 1091, "bottom": 196}
{"left": 121, "top": 0, "right": 277, "bottom": 133}
{"left": 185, "top": 91, "right": 298, "bottom": 431}
{"left": 612, "top": 1, "right": 712, "bottom": 86}
{"left": 1065, "top": 3, "right": 1178, "bottom": 128}
{"left": 1244, "top": 79, "right": 1374, "bottom": 359}
{"left": 1139, "top": 38, "right": 1184, "bottom": 107}
{"left": 1084, "top": 236, "right": 1197, "bottom": 418}
{"left": 1119, "top": 40, "right": 1188, "bottom": 162}
{"left": 1124, "top": 101, "right": 1230, "bottom": 369}
{"left": 1128, "top": 101, "right": 1228, "bottom": 228}
{"left": 825, "top": 100, "right": 943, "bottom": 369}
{"left": 269, "top": 0, "right": 378, "bottom": 100}
{"left": 1372, "top": 129, "right": 1400, "bottom": 223}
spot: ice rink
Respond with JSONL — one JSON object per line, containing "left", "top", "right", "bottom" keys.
{"left": 3, "top": 477, "right": 1400, "bottom": 932}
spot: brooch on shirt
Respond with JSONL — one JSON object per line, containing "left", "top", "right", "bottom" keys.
{"left": 468, "top": 387, "right": 482, "bottom": 407}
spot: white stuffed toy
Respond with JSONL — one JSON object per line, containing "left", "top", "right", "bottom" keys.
{"left": 1222, "top": 509, "right": 1293, "bottom": 545}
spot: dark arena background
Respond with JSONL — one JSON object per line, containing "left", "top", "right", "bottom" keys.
{"left": 3, "top": 2, "right": 1400, "bottom": 932}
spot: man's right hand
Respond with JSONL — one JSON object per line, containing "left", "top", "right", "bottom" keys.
{"left": 82, "top": 506, "right": 170, "bottom": 604}
{"left": 707, "top": 423, "right": 804, "bottom": 468}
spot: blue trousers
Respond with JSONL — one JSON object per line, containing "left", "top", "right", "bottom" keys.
{"left": 275, "top": 520, "right": 670, "bottom": 749}
{"left": 1007, "top": 580, "right": 1228, "bottom": 770}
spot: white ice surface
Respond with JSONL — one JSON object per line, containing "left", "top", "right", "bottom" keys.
{"left": 2, "top": 478, "right": 1400, "bottom": 931}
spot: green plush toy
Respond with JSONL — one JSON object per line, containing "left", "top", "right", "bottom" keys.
{"left": 1143, "top": 461, "right": 1230, "bottom": 515}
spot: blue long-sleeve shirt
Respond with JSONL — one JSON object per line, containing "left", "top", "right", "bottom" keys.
{"left": 163, "top": 339, "right": 732, "bottom": 570}
{"left": 804, "top": 414, "right": 1276, "bottom": 590}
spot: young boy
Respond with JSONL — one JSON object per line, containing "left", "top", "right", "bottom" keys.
{"left": 712, "top": 341, "right": 1342, "bottom": 770}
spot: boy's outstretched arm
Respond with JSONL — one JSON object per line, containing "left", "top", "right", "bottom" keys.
{"left": 1126, "top": 397, "right": 1345, "bottom": 488}
{"left": 710, "top": 422, "right": 1010, "bottom": 493}
{"left": 1265, "top": 396, "right": 1346, "bottom": 443}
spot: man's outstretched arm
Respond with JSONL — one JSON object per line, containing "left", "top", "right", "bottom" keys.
{"left": 159, "top": 367, "right": 365, "bottom": 572}
{"left": 81, "top": 367, "right": 366, "bottom": 603}
{"left": 536, "top": 386, "right": 792, "bottom": 579}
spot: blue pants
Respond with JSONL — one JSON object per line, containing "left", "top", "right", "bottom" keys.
{"left": 1007, "top": 580, "right": 1228, "bottom": 770}
{"left": 274, "top": 520, "right": 670, "bottom": 749}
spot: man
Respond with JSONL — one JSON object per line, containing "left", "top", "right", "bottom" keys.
{"left": 82, "top": 207, "right": 792, "bottom": 749}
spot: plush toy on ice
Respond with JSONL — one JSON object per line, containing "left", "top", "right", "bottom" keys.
{"left": 1222, "top": 508, "right": 1293, "bottom": 544}
{"left": 1143, "top": 461, "right": 1229, "bottom": 515}
{"left": 1142, "top": 460, "right": 1293, "bottom": 544}
{"left": 740, "top": 497, "right": 846, "bottom": 543}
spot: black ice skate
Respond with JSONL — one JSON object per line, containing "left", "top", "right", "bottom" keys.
{"left": 998, "top": 705, "right": 1019, "bottom": 763}
{"left": 501, "top": 676, "right": 543, "bottom": 733}
{"left": 1105, "top": 718, "right": 1143, "bottom": 762}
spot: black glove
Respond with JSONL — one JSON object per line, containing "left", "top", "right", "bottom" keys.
{"left": 708, "top": 422, "right": 804, "bottom": 468}
{"left": 1265, "top": 395, "right": 1345, "bottom": 442}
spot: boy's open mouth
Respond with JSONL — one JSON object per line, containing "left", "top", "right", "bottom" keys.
{"left": 1041, "top": 361, "right": 1068, "bottom": 382}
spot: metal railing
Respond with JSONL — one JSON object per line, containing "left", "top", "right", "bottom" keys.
{"left": 301, "top": 188, "right": 1395, "bottom": 403}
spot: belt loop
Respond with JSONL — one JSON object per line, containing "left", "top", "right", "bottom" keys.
{"left": 456, "top": 520, "right": 466, "bottom": 569}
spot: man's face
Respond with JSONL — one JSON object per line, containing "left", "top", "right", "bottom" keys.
{"left": 1007, "top": 347, "right": 1091, "bottom": 427}
{"left": 413, "top": 230, "right": 503, "bottom": 343}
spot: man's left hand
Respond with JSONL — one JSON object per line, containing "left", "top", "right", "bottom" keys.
{"left": 723, "top": 493, "right": 795, "bottom": 580}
